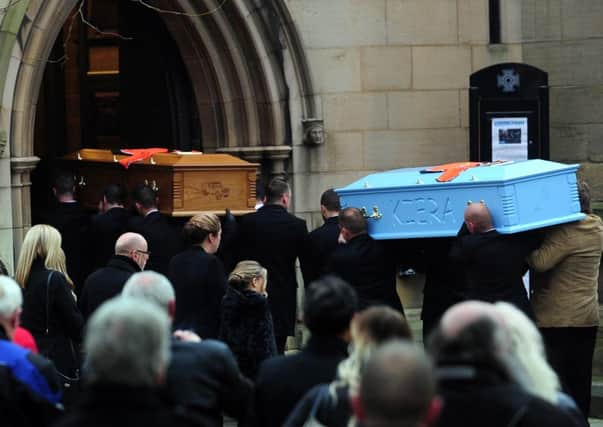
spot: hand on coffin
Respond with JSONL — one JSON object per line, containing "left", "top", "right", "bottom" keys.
{"left": 173, "top": 329, "right": 202, "bottom": 343}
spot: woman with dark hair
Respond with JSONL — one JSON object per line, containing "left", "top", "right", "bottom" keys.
{"left": 219, "top": 260, "right": 276, "bottom": 379}
{"left": 168, "top": 213, "right": 226, "bottom": 338}
{"left": 284, "top": 306, "right": 412, "bottom": 427}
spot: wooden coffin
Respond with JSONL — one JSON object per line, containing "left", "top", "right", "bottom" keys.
{"left": 60, "top": 149, "right": 259, "bottom": 216}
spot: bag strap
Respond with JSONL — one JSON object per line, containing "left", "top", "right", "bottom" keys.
{"left": 309, "top": 385, "right": 329, "bottom": 419}
{"left": 45, "top": 271, "right": 54, "bottom": 336}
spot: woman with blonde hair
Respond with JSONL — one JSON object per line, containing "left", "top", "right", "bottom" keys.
{"left": 16, "top": 224, "right": 84, "bottom": 401}
{"left": 219, "top": 260, "right": 276, "bottom": 379}
{"left": 285, "top": 306, "right": 412, "bottom": 427}
{"left": 168, "top": 212, "right": 226, "bottom": 338}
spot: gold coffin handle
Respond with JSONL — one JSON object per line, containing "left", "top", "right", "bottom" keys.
{"left": 360, "top": 206, "right": 382, "bottom": 220}
{"left": 75, "top": 175, "right": 86, "bottom": 188}
{"left": 144, "top": 179, "right": 160, "bottom": 192}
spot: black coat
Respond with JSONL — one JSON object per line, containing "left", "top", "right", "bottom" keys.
{"left": 21, "top": 259, "right": 84, "bottom": 377}
{"left": 39, "top": 202, "right": 91, "bottom": 294}
{"left": 89, "top": 207, "right": 130, "bottom": 270}
{"left": 219, "top": 287, "right": 277, "bottom": 380}
{"left": 236, "top": 204, "right": 309, "bottom": 337}
{"left": 327, "top": 233, "right": 403, "bottom": 312}
{"left": 254, "top": 335, "right": 348, "bottom": 427}
{"left": 168, "top": 246, "right": 227, "bottom": 338}
{"left": 54, "top": 384, "right": 191, "bottom": 427}
{"left": 449, "top": 230, "right": 540, "bottom": 317}
{"left": 79, "top": 255, "right": 141, "bottom": 320}
{"left": 305, "top": 216, "right": 340, "bottom": 284}
{"left": 128, "top": 211, "right": 183, "bottom": 276}
{"left": 165, "top": 339, "right": 252, "bottom": 426}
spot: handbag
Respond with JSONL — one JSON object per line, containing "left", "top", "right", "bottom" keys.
{"left": 44, "top": 271, "right": 80, "bottom": 395}
{"left": 302, "top": 385, "right": 330, "bottom": 427}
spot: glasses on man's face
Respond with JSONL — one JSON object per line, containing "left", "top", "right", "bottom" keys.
{"left": 135, "top": 249, "right": 151, "bottom": 256}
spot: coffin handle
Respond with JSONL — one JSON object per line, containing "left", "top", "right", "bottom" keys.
{"left": 361, "top": 206, "right": 382, "bottom": 220}
{"left": 76, "top": 175, "right": 86, "bottom": 188}
{"left": 144, "top": 179, "right": 160, "bottom": 192}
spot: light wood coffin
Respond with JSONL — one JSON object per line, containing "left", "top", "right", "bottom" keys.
{"left": 61, "top": 149, "right": 259, "bottom": 216}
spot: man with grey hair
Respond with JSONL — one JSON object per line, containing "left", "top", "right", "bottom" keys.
{"left": 427, "top": 301, "right": 579, "bottom": 427}
{"left": 122, "top": 271, "right": 252, "bottom": 426}
{"left": 0, "top": 276, "right": 62, "bottom": 425}
{"left": 55, "top": 296, "right": 180, "bottom": 427}
{"left": 354, "top": 341, "right": 440, "bottom": 427}
{"left": 79, "top": 232, "right": 148, "bottom": 320}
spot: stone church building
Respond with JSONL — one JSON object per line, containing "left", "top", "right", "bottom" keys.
{"left": 0, "top": 0, "right": 601, "bottom": 361}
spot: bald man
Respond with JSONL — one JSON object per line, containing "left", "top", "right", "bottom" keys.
{"left": 448, "top": 202, "right": 540, "bottom": 317}
{"left": 79, "top": 232, "right": 149, "bottom": 320}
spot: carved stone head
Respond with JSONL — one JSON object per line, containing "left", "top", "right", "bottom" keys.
{"left": 302, "top": 118, "right": 325, "bottom": 146}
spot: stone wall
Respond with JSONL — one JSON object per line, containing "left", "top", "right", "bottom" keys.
{"left": 286, "top": 0, "right": 523, "bottom": 228}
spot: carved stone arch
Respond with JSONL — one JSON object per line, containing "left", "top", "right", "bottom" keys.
{"left": 5, "top": 0, "right": 317, "bottom": 256}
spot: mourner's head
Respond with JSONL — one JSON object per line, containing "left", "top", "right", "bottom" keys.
{"left": 304, "top": 275, "right": 357, "bottom": 339}
{"left": 122, "top": 271, "right": 176, "bottom": 321}
{"left": 115, "top": 232, "right": 149, "bottom": 270}
{"left": 0, "top": 275, "right": 23, "bottom": 340}
{"left": 132, "top": 184, "right": 158, "bottom": 215}
{"left": 578, "top": 180, "right": 592, "bottom": 214}
{"left": 320, "top": 188, "right": 341, "bottom": 220}
{"left": 15, "top": 224, "right": 73, "bottom": 289}
{"left": 101, "top": 184, "right": 126, "bottom": 212}
{"left": 183, "top": 213, "right": 222, "bottom": 254}
{"left": 463, "top": 201, "right": 493, "bottom": 234}
{"left": 339, "top": 207, "right": 367, "bottom": 241}
{"left": 84, "top": 297, "right": 171, "bottom": 387}
{"left": 265, "top": 178, "right": 291, "bottom": 209}
{"left": 228, "top": 260, "right": 268, "bottom": 296}
{"left": 355, "top": 341, "right": 440, "bottom": 427}
{"left": 53, "top": 172, "right": 76, "bottom": 201}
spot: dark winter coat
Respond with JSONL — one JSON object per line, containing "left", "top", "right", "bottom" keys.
{"left": 284, "top": 383, "right": 351, "bottom": 427}
{"left": 327, "top": 233, "right": 403, "bottom": 312}
{"left": 168, "top": 246, "right": 227, "bottom": 338}
{"left": 235, "top": 204, "right": 309, "bottom": 338}
{"left": 219, "top": 286, "right": 277, "bottom": 380}
{"left": 54, "top": 384, "right": 191, "bottom": 427}
{"left": 128, "top": 211, "right": 183, "bottom": 276}
{"left": 38, "top": 201, "right": 91, "bottom": 294}
{"left": 89, "top": 207, "right": 129, "bottom": 270}
{"left": 255, "top": 335, "right": 348, "bottom": 427}
{"left": 305, "top": 216, "right": 340, "bottom": 284}
{"left": 79, "top": 255, "right": 141, "bottom": 320}
{"left": 21, "top": 259, "right": 84, "bottom": 378}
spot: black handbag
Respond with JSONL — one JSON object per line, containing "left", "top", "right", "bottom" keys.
{"left": 44, "top": 271, "right": 80, "bottom": 400}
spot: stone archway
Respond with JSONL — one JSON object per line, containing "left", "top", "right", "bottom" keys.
{"left": 3, "top": 0, "right": 317, "bottom": 264}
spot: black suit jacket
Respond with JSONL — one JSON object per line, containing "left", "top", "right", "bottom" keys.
{"left": 327, "top": 233, "right": 403, "bottom": 312}
{"left": 39, "top": 202, "right": 91, "bottom": 293}
{"left": 305, "top": 216, "right": 340, "bottom": 284}
{"left": 128, "top": 211, "right": 183, "bottom": 276}
{"left": 254, "top": 335, "right": 348, "bottom": 427}
{"left": 236, "top": 204, "right": 309, "bottom": 337}
{"left": 89, "top": 207, "right": 130, "bottom": 270}
{"left": 449, "top": 230, "right": 540, "bottom": 316}
{"left": 168, "top": 246, "right": 227, "bottom": 339}
{"left": 80, "top": 255, "right": 141, "bottom": 320}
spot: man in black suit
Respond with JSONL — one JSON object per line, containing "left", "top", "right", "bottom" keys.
{"left": 449, "top": 202, "right": 539, "bottom": 317}
{"left": 79, "top": 232, "right": 147, "bottom": 320}
{"left": 327, "top": 207, "right": 403, "bottom": 312}
{"left": 236, "top": 178, "right": 309, "bottom": 353}
{"left": 89, "top": 184, "right": 130, "bottom": 271}
{"left": 254, "top": 276, "right": 357, "bottom": 427}
{"left": 39, "top": 172, "right": 90, "bottom": 294}
{"left": 305, "top": 189, "right": 341, "bottom": 283}
{"left": 128, "top": 185, "right": 183, "bottom": 276}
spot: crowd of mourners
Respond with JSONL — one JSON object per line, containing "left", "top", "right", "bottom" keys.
{"left": 0, "top": 172, "right": 601, "bottom": 427}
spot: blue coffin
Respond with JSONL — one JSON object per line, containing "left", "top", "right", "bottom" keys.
{"left": 336, "top": 159, "right": 585, "bottom": 240}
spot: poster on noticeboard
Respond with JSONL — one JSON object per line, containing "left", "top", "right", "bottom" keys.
{"left": 491, "top": 117, "right": 528, "bottom": 161}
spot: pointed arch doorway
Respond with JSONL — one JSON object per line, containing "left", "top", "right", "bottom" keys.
{"left": 5, "top": 0, "right": 317, "bottom": 262}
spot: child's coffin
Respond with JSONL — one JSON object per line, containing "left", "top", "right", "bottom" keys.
{"left": 336, "top": 159, "right": 584, "bottom": 239}
{"left": 60, "top": 149, "right": 259, "bottom": 216}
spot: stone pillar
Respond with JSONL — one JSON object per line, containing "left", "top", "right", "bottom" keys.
{"left": 10, "top": 156, "right": 39, "bottom": 264}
